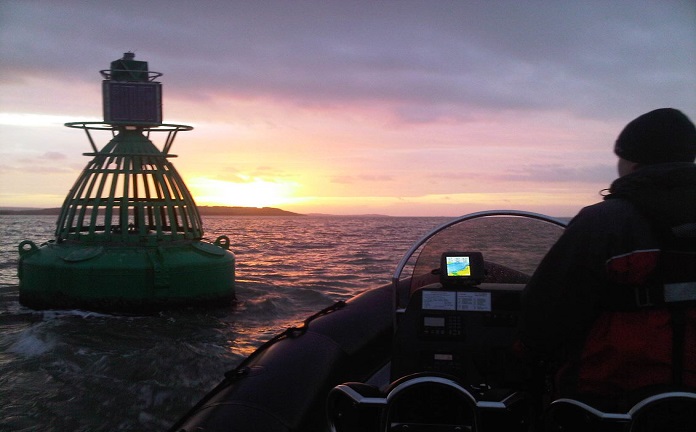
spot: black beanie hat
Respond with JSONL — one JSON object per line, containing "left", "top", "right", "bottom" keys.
{"left": 614, "top": 108, "right": 696, "bottom": 164}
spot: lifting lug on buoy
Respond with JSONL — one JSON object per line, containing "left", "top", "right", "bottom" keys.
{"left": 214, "top": 235, "right": 231, "bottom": 250}
{"left": 18, "top": 240, "right": 39, "bottom": 257}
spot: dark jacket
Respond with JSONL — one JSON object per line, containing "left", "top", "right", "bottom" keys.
{"left": 517, "top": 162, "right": 696, "bottom": 404}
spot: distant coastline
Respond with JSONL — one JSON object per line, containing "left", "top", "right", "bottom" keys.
{"left": 0, "top": 206, "right": 303, "bottom": 217}
{"left": 198, "top": 206, "right": 303, "bottom": 216}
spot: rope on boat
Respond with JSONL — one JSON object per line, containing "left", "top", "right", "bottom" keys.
{"left": 224, "top": 300, "right": 347, "bottom": 381}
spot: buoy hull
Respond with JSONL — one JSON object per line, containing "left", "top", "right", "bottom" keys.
{"left": 18, "top": 240, "right": 235, "bottom": 313}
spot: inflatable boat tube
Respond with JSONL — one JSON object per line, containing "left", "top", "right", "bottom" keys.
{"left": 170, "top": 283, "right": 394, "bottom": 432}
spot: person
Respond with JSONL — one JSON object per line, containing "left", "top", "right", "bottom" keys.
{"left": 515, "top": 108, "right": 696, "bottom": 412}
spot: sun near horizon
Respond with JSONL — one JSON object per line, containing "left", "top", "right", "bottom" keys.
{"left": 186, "top": 176, "right": 305, "bottom": 209}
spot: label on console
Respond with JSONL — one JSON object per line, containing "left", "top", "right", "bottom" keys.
{"left": 457, "top": 292, "right": 492, "bottom": 311}
{"left": 422, "top": 291, "right": 457, "bottom": 310}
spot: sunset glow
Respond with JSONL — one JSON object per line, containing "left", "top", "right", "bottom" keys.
{"left": 188, "top": 177, "right": 302, "bottom": 209}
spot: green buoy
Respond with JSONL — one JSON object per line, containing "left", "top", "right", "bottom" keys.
{"left": 17, "top": 53, "right": 236, "bottom": 312}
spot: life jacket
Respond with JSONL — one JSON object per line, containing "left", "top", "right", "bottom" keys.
{"left": 576, "top": 220, "right": 696, "bottom": 398}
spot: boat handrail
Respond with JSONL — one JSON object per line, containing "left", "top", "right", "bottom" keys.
{"left": 329, "top": 373, "right": 532, "bottom": 432}
{"left": 545, "top": 391, "right": 696, "bottom": 430}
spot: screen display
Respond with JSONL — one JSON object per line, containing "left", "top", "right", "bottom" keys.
{"left": 424, "top": 316, "right": 446, "bottom": 327}
{"left": 433, "top": 353, "right": 454, "bottom": 361}
{"left": 445, "top": 256, "right": 472, "bottom": 277}
{"left": 440, "top": 251, "right": 484, "bottom": 287}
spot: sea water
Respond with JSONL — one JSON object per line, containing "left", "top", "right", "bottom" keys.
{"left": 0, "top": 215, "right": 448, "bottom": 431}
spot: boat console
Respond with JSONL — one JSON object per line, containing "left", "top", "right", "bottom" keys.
{"left": 391, "top": 252, "right": 526, "bottom": 386}
{"left": 329, "top": 251, "right": 534, "bottom": 432}
{"left": 389, "top": 286, "right": 526, "bottom": 381}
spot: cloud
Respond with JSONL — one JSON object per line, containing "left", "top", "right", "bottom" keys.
{"left": 211, "top": 166, "right": 295, "bottom": 183}
{"left": 0, "top": 161, "right": 75, "bottom": 175}
{"left": 500, "top": 163, "right": 616, "bottom": 184}
{"left": 2, "top": 1, "right": 694, "bottom": 122}
{"left": 43, "top": 151, "right": 67, "bottom": 160}
{"left": 331, "top": 174, "right": 394, "bottom": 185}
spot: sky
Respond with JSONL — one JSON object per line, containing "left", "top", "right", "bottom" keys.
{"left": 1, "top": 1, "right": 694, "bottom": 217}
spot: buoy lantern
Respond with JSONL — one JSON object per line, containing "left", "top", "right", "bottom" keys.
{"left": 17, "top": 53, "right": 236, "bottom": 312}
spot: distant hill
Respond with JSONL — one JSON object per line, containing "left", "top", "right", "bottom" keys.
{"left": 198, "top": 206, "right": 303, "bottom": 216}
{"left": 306, "top": 213, "right": 392, "bottom": 217}
{"left": 0, "top": 208, "right": 60, "bottom": 215}
{"left": 0, "top": 206, "right": 303, "bottom": 216}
